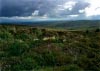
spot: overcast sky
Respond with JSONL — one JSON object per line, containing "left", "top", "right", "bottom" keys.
{"left": 0, "top": 0, "right": 100, "bottom": 20}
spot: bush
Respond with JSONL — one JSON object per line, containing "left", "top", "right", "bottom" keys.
{"left": 0, "top": 31, "right": 13, "bottom": 40}
{"left": 54, "top": 65, "right": 83, "bottom": 71}
{"left": 95, "top": 28, "right": 100, "bottom": 32}
{"left": 8, "top": 41, "right": 29, "bottom": 56}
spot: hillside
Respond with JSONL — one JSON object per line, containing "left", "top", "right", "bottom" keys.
{"left": 36, "top": 20, "right": 100, "bottom": 30}
{"left": 0, "top": 25, "right": 100, "bottom": 71}
{"left": 1, "top": 20, "right": 100, "bottom": 30}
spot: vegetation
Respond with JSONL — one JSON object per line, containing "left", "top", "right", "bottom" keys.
{"left": 0, "top": 25, "right": 100, "bottom": 71}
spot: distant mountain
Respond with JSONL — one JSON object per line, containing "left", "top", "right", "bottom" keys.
{"left": 28, "top": 20, "right": 100, "bottom": 30}
{"left": 45, "top": 20, "right": 100, "bottom": 29}
{"left": 0, "top": 20, "right": 100, "bottom": 29}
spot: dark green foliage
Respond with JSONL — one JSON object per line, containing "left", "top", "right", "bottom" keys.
{"left": 54, "top": 65, "right": 83, "bottom": 71}
{"left": 95, "top": 28, "right": 100, "bottom": 32}
{"left": 8, "top": 41, "right": 29, "bottom": 56}
{"left": 0, "top": 25, "right": 100, "bottom": 71}
{"left": 0, "top": 31, "right": 13, "bottom": 40}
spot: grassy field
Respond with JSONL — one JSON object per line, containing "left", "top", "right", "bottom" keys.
{"left": 0, "top": 25, "right": 100, "bottom": 71}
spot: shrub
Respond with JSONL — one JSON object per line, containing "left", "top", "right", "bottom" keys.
{"left": 95, "top": 28, "right": 100, "bottom": 32}
{"left": 8, "top": 41, "right": 29, "bottom": 56}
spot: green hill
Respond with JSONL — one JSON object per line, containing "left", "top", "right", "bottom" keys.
{"left": 0, "top": 25, "right": 100, "bottom": 71}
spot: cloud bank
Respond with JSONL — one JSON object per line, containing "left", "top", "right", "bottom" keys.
{"left": 0, "top": 0, "right": 100, "bottom": 20}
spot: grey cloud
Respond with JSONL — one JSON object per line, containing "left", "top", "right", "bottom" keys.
{"left": 0, "top": 0, "right": 90, "bottom": 18}
{"left": 49, "top": 1, "right": 89, "bottom": 17}
{"left": 1, "top": 0, "right": 42, "bottom": 17}
{"left": 69, "top": 2, "right": 89, "bottom": 14}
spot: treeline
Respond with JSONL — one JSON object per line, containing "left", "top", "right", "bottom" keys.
{"left": 0, "top": 25, "right": 100, "bottom": 71}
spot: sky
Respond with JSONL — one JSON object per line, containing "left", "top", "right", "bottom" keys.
{"left": 0, "top": 0, "right": 100, "bottom": 21}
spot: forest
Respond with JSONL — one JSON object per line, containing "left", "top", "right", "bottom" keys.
{"left": 0, "top": 25, "right": 100, "bottom": 71}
